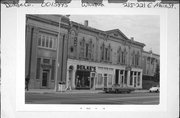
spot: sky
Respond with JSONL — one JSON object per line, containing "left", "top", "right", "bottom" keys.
{"left": 69, "top": 15, "right": 160, "bottom": 55}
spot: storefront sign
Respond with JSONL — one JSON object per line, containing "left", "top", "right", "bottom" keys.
{"left": 77, "top": 65, "right": 96, "bottom": 72}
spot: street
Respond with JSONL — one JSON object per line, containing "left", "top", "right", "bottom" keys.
{"left": 25, "top": 92, "right": 159, "bottom": 104}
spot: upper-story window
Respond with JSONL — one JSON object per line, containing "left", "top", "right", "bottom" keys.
{"left": 122, "top": 48, "right": 127, "bottom": 64}
{"left": 135, "top": 52, "right": 140, "bottom": 66}
{"left": 38, "top": 33, "right": 57, "bottom": 49}
{"left": 101, "top": 43, "right": 105, "bottom": 61}
{"left": 85, "top": 43, "right": 89, "bottom": 58}
{"left": 117, "top": 47, "right": 121, "bottom": 64}
{"left": 105, "top": 47, "right": 108, "bottom": 61}
{"left": 132, "top": 51, "right": 135, "bottom": 65}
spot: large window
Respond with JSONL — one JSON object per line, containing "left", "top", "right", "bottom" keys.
{"left": 38, "top": 33, "right": 57, "bottom": 49}
{"left": 108, "top": 74, "right": 113, "bottom": 85}
{"left": 137, "top": 72, "right": 140, "bottom": 86}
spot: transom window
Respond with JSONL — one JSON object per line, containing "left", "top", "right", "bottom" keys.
{"left": 38, "top": 33, "right": 57, "bottom": 49}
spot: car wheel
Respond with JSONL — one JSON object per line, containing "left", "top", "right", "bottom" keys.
{"left": 149, "top": 90, "right": 151, "bottom": 93}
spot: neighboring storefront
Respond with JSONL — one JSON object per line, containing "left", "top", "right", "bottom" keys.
{"left": 67, "top": 59, "right": 143, "bottom": 90}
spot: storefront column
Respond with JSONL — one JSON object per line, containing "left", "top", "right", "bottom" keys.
{"left": 66, "top": 69, "right": 69, "bottom": 89}
{"left": 132, "top": 71, "right": 134, "bottom": 87}
{"left": 127, "top": 70, "right": 130, "bottom": 87}
{"left": 123, "top": 70, "right": 125, "bottom": 87}
{"left": 140, "top": 71, "right": 142, "bottom": 88}
{"left": 136, "top": 72, "right": 138, "bottom": 87}
{"left": 72, "top": 67, "right": 76, "bottom": 89}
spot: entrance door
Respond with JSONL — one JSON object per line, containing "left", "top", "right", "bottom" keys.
{"left": 42, "top": 70, "right": 49, "bottom": 88}
{"left": 76, "top": 70, "right": 90, "bottom": 89}
{"left": 115, "top": 69, "right": 119, "bottom": 84}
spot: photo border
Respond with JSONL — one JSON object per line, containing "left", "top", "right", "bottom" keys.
{"left": 15, "top": 8, "right": 167, "bottom": 112}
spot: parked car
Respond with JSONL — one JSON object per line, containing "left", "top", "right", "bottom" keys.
{"left": 103, "top": 84, "right": 135, "bottom": 94}
{"left": 149, "top": 86, "right": 159, "bottom": 93}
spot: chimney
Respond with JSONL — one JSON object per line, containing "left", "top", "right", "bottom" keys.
{"left": 84, "top": 20, "right": 88, "bottom": 27}
{"left": 131, "top": 37, "right": 134, "bottom": 41}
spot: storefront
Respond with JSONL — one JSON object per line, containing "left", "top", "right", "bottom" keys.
{"left": 75, "top": 65, "right": 96, "bottom": 89}
{"left": 67, "top": 59, "right": 143, "bottom": 90}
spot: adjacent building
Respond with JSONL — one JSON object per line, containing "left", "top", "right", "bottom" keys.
{"left": 25, "top": 15, "right": 146, "bottom": 90}
{"left": 142, "top": 50, "right": 160, "bottom": 89}
{"left": 142, "top": 50, "right": 160, "bottom": 80}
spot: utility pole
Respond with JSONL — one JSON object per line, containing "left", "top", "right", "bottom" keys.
{"left": 54, "top": 16, "right": 62, "bottom": 92}
{"left": 54, "top": 15, "right": 70, "bottom": 92}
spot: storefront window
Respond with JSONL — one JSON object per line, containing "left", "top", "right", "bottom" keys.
{"left": 137, "top": 72, "right": 140, "bottom": 86}
{"left": 108, "top": 74, "right": 112, "bottom": 85}
{"left": 130, "top": 71, "right": 133, "bottom": 85}
{"left": 98, "top": 73, "right": 103, "bottom": 85}
{"left": 124, "top": 71, "right": 127, "bottom": 84}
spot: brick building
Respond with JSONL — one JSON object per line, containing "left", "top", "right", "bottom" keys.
{"left": 25, "top": 15, "right": 146, "bottom": 90}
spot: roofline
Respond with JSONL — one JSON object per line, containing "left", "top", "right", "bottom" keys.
{"left": 71, "top": 21, "right": 145, "bottom": 47}
{"left": 143, "top": 50, "right": 160, "bottom": 57}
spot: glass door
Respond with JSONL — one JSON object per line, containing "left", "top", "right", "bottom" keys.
{"left": 42, "top": 70, "right": 49, "bottom": 87}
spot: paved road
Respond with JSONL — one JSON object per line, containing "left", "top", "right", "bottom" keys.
{"left": 25, "top": 92, "right": 159, "bottom": 104}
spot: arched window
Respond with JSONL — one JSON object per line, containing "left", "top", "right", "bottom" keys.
{"left": 108, "top": 44, "right": 111, "bottom": 61}
{"left": 124, "top": 48, "right": 127, "bottom": 64}
{"left": 132, "top": 51, "right": 135, "bottom": 65}
{"left": 89, "top": 39, "right": 93, "bottom": 60}
{"left": 49, "top": 38, "right": 53, "bottom": 48}
{"left": 101, "top": 42, "right": 105, "bottom": 61}
{"left": 118, "top": 46, "right": 121, "bottom": 64}
{"left": 137, "top": 51, "right": 140, "bottom": 66}
{"left": 121, "top": 48, "right": 124, "bottom": 64}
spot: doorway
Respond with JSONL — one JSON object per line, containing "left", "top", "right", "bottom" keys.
{"left": 76, "top": 70, "right": 90, "bottom": 89}
{"left": 42, "top": 69, "right": 49, "bottom": 88}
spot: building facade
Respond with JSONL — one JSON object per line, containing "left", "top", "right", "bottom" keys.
{"left": 142, "top": 50, "right": 160, "bottom": 80}
{"left": 25, "top": 15, "right": 145, "bottom": 90}
{"left": 142, "top": 50, "right": 160, "bottom": 89}
{"left": 25, "top": 15, "right": 70, "bottom": 89}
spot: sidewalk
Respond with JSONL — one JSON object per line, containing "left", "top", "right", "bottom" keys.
{"left": 25, "top": 89, "right": 104, "bottom": 94}
{"left": 25, "top": 89, "right": 149, "bottom": 94}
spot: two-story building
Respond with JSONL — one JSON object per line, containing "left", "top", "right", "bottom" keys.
{"left": 25, "top": 15, "right": 146, "bottom": 90}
